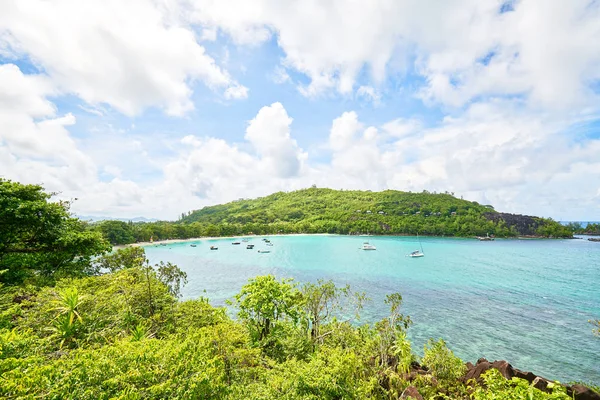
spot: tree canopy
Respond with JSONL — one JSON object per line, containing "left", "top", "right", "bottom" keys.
{"left": 0, "top": 179, "right": 110, "bottom": 284}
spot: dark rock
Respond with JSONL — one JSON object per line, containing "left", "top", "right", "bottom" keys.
{"left": 490, "top": 360, "right": 515, "bottom": 379}
{"left": 464, "top": 359, "right": 492, "bottom": 382}
{"left": 567, "top": 384, "right": 600, "bottom": 400}
{"left": 513, "top": 368, "right": 537, "bottom": 383}
{"left": 400, "top": 386, "right": 423, "bottom": 400}
{"left": 532, "top": 376, "right": 549, "bottom": 391}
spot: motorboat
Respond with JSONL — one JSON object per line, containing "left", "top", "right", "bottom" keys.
{"left": 258, "top": 250, "right": 271, "bottom": 253}
{"left": 477, "top": 234, "right": 495, "bottom": 241}
{"left": 232, "top": 242, "right": 241, "bottom": 245}
{"left": 210, "top": 245, "right": 218, "bottom": 250}
{"left": 190, "top": 244, "right": 197, "bottom": 247}
{"left": 362, "top": 242, "right": 376, "bottom": 250}
{"left": 266, "top": 242, "right": 273, "bottom": 246}
{"left": 246, "top": 244, "right": 255, "bottom": 249}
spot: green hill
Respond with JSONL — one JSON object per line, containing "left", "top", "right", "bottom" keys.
{"left": 181, "top": 188, "right": 571, "bottom": 238}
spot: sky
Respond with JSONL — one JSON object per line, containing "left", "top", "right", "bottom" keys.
{"left": 1, "top": 0, "right": 599, "bottom": 221}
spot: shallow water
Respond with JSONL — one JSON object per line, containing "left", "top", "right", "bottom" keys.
{"left": 144, "top": 235, "right": 600, "bottom": 384}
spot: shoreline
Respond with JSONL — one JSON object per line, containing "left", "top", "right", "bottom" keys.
{"left": 113, "top": 232, "right": 569, "bottom": 250}
{"left": 114, "top": 233, "right": 333, "bottom": 249}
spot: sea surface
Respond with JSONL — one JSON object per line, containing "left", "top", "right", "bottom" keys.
{"left": 144, "top": 235, "right": 600, "bottom": 384}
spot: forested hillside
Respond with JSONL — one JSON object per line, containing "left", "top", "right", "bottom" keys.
{"left": 180, "top": 188, "right": 571, "bottom": 238}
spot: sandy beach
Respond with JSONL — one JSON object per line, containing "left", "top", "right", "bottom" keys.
{"left": 114, "top": 233, "right": 333, "bottom": 249}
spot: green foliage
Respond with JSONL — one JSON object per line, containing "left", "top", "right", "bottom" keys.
{"left": 0, "top": 179, "right": 110, "bottom": 284}
{"left": 233, "top": 275, "right": 303, "bottom": 344}
{"left": 568, "top": 222, "right": 600, "bottom": 235}
{"left": 178, "top": 188, "right": 570, "bottom": 238}
{"left": 95, "top": 246, "right": 146, "bottom": 273}
{"left": 301, "top": 279, "right": 349, "bottom": 342}
{"left": 471, "top": 369, "right": 570, "bottom": 399}
{"left": 129, "top": 322, "right": 152, "bottom": 341}
{"left": 156, "top": 261, "right": 188, "bottom": 298}
{"left": 88, "top": 188, "right": 571, "bottom": 244}
{"left": 374, "top": 293, "right": 413, "bottom": 370}
{"left": 422, "top": 339, "right": 466, "bottom": 382}
{"left": 97, "top": 220, "right": 136, "bottom": 245}
{"left": 48, "top": 287, "right": 84, "bottom": 348}
{"left": 1, "top": 270, "right": 598, "bottom": 399}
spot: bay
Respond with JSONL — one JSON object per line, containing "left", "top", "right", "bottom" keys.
{"left": 144, "top": 235, "right": 600, "bottom": 384}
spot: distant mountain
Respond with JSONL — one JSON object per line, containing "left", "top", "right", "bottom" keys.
{"left": 181, "top": 188, "right": 572, "bottom": 238}
{"left": 77, "top": 215, "right": 159, "bottom": 223}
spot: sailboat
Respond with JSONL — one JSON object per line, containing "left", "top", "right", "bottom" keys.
{"left": 408, "top": 233, "right": 425, "bottom": 258}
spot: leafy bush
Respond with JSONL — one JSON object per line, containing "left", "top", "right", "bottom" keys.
{"left": 422, "top": 338, "right": 466, "bottom": 382}
{"left": 471, "top": 369, "right": 570, "bottom": 399}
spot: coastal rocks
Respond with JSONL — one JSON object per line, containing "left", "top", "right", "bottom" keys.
{"left": 568, "top": 384, "right": 600, "bottom": 400}
{"left": 400, "top": 386, "right": 423, "bottom": 400}
{"left": 464, "top": 358, "right": 516, "bottom": 382}
{"left": 588, "top": 238, "right": 600, "bottom": 242}
{"left": 464, "top": 358, "right": 600, "bottom": 400}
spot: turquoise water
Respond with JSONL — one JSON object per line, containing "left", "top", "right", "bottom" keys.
{"left": 144, "top": 235, "right": 600, "bottom": 384}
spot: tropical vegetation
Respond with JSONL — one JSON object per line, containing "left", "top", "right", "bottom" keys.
{"left": 1, "top": 179, "right": 596, "bottom": 399}
{"left": 93, "top": 187, "right": 572, "bottom": 245}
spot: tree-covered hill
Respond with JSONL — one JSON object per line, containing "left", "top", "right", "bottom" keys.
{"left": 180, "top": 188, "right": 571, "bottom": 238}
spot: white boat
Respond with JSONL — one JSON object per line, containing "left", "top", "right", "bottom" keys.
{"left": 266, "top": 242, "right": 273, "bottom": 246}
{"left": 477, "top": 233, "right": 495, "bottom": 241}
{"left": 408, "top": 250, "right": 424, "bottom": 258}
{"left": 408, "top": 233, "right": 425, "bottom": 257}
{"left": 362, "top": 242, "right": 376, "bottom": 250}
{"left": 210, "top": 245, "right": 218, "bottom": 250}
{"left": 258, "top": 250, "right": 271, "bottom": 253}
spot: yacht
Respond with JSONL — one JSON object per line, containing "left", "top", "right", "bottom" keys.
{"left": 408, "top": 250, "right": 424, "bottom": 258}
{"left": 362, "top": 242, "right": 376, "bottom": 250}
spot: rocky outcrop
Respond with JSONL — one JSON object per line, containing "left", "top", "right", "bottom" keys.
{"left": 588, "top": 238, "right": 600, "bottom": 242}
{"left": 484, "top": 212, "right": 542, "bottom": 236}
{"left": 464, "top": 358, "right": 600, "bottom": 400}
{"left": 400, "top": 386, "right": 423, "bottom": 400}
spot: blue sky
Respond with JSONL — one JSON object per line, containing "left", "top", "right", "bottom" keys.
{"left": 1, "top": 0, "right": 599, "bottom": 220}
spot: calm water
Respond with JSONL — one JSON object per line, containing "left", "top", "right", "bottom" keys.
{"left": 144, "top": 235, "right": 600, "bottom": 384}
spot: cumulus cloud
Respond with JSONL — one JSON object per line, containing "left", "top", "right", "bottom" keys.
{"left": 245, "top": 102, "right": 305, "bottom": 178}
{"left": 0, "top": 64, "right": 96, "bottom": 190}
{"left": 2, "top": 1, "right": 600, "bottom": 221}
{"left": 184, "top": 0, "right": 600, "bottom": 109}
{"left": 0, "top": 0, "right": 247, "bottom": 116}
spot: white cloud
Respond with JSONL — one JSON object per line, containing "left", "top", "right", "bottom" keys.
{"left": 0, "top": 0, "right": 247, "bottom": 116}
{"left": 272, "top": 66, "right": 291, "bottom": 84}
{"left": 381, "top": 118, "right": 422, "bottom": 139}
{"left": 356, "top": 86, "right": 381, "bottom": 105}
{"left": 184, "top": 0, "right": 600, "bottom": 110}
{"left": 224, "top": 84, "right": 249, "bottom": 99}
{"left": 0, "top": 65, "right": 97, "bottom": 191}
{"left": 2, "top": 1, "right": 600, "bottom": 221}
{"left": 245, "top": 102, "right": 305, "bottom": 178}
